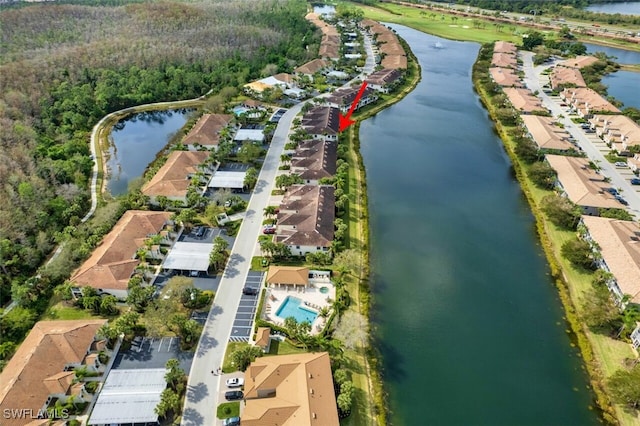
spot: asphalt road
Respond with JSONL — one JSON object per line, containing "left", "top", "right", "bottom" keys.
{"left": 180, "top": 102, "right": 304, "bottom": 426}
{"left": 520, "top": 51, "right": 640, "bottom": 218}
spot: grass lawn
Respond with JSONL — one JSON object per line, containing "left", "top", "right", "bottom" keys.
{"left": 356, "top": 2, "right": 520, "bottom": 44}
{"left": 250, "top": 256, "right": 269, "bottom": 272}
{"left": 267, "top": 339, "right": 306, "bottom": 355}
{"left": 216, "top": 402, "right": 240, "bottom": 419}
{"left": 222, "top": 342, "right": 246, "bottom": 373}
{"left": 44, "top": 301, "right": 103, "bottom": 320}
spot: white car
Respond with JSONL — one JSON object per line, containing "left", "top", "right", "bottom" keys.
{"left": 614, "top": 162, "right": 628, "bottom": 168}
{"left": 226, "top": 377, "right": 244, "bottom": 388}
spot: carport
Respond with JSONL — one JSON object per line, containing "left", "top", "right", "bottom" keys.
{"left": 207, "top": 171, "right": 246, "bottom": 189}
{"left": 163, "top": 241, "right": 213, "bottom": 275}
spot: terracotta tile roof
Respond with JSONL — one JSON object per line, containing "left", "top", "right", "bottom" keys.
{"left": 494, "top": 41, "right": 517, "bottom": 54}
{"left": 291, "top": 139, "right": 337, "bottom": 181}
{"left": 0, "top": 320, "right": 106, "bottom": 426}
{"left": 503, "top": 88, "right": 546, "bottom": 114}
{"left": 550, "top": 66, "right": 586, "bottom": 89}
{"left": 592, "top": 114, "right": 640, "bottom": 149}
{"left": 582, "top": 216, "right": 640, "bottom": 303}
{"left": 301, "top": 107, "right": 340, "bottom": 136}
{"left": 276, "top": 185, "right": 335, "bottom": 248}
{"left": 491, "top": 52, "right": 518, "bottom": 68}
{"left": 381, "top": 55, "right": 407, "bottom": 70}
{"left": 295, "top": 59, "right": 329, "bottom": 76}
{"left": 489, "top": 67, "right": 523, "bottom": 87}
{"left": 70, "top": 210, "right": 171, "bottom": 290}
{"left": 561, "top": 87, "right": 621, "bottom": 115}
{"left": 327, "top": 86, "right": 375, "bottom": 109}
{"left": 255, "top": 327, "right": 271, "bottom": 349}
{"left": 520, "top": 115, "right": 573, "bottom": 150}
{"left": 545, "top": 155, "right": 621, "bottom": 209}
{"left": 266, "top": 266, "right": 309, "bottom": 286}
{"left": 142, "top": 150, "right": 209, "bottom": 198}
{"left": 558, "top": 55, "right": 599, "bottom": 69}
{"left": 182, "top": 113, "right": 233, "bottom": 148}
{"left": 242, "top": 352, "right": 339, "bottom": 426}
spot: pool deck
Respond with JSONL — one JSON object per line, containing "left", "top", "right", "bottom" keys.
{"left": 263, "top": 279, "right": 335, "bottom": 333}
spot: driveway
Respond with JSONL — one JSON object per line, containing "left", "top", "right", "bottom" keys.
{"left": 520, "top": 51, "right": 640, "bottom": 218}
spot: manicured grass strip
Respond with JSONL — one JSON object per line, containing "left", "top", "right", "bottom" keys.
{"left": 216, "top": 402, "right": 240, "bottom": 419}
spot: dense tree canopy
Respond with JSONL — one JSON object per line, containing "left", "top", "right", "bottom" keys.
{"left": 0, "top": 0, "right": 318, "bottom": 305}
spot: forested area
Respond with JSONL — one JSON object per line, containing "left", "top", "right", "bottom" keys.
{"left": 0, "top": 0, "right": 318, "bottom": 310}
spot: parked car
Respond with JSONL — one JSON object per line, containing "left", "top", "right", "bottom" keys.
{"left": 631, "top": 178, "right": 640, "bottom": 185}
{"left": 615, "top": 196, "right": 629, "bottom": 206}
{"left": 263, "top": 227, "right": 275, "bottom": 234}
{"left": 222, "top": 417, "right": 241, "bottom": 426}
{"left": 225, "top": 390, "right": 244, "bottom": 401}
{"left": 605, "top": 188, "right": 619, "bottom": 195}
{"left": 226, "top": 377, "right": 245, "bottom": 388}
{"left": 242, "top": 287, "right": 259, "bottom": 296}
{"left": 195, "top": 227, "right": 206, "bottom": 238}
{"left": 615, "top": 162, "right": 629, "bottom": 168}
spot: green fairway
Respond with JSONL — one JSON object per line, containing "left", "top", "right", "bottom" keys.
{"left": 354, "top": 2, "right": 521, "bottom": 44}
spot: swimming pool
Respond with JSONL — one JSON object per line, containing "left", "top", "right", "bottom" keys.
{"left": 233, "top": 106, "right": 249, "bottom": 116}
{"left": 275, "top": 296, "right": 318, "bottom": 324}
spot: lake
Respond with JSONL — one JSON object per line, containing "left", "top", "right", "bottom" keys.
{"left": 106, "top": 109, "right": 191, "bottom": 195}
{"left": 586, "top": 2, "right": 640, "bottom": 15}
{"left": 361, "top": 25, "right": 599, "bottom": 425}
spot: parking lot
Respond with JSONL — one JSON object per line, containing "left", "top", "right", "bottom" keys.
{"left": 112, "top": 336, "right": 194, "bottom": 373}
{"left": 229, "top": 271, "right": 264, "bottom": 342}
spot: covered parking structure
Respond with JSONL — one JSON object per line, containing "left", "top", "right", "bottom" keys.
{"left": 88, "top": 368, "right": 166, "bottom": 425}
{"left": 163, "top": 241, "right": 213, "bottom": 275}
{"left": 207, "top": 170, "right": 246, "bottom": 190}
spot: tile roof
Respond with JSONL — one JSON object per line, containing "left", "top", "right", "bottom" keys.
{"left": 365, "top": 68, "right": 402, "bottom": 87}
{"left": 550, "top": 66, "right": 586, "bottom": 89}
{"left": 266, "top": 266, "right": 309, "bottom": 286}
{"left": 491, "top": 52, "right": 518, "bottom": 68}
{"left": 181, "top": 113, "right": 233, "bottom": 147}
{"left": 242, "top": 352, "right": 339, "bottom": 426}
{"left": 276, "top": 185, "right": 335, "bottom": 248}
{"left": 558, "top": 55, "right": 599, "bottom": 69}
{"left": 489, "top": 67, "right": 523, "bottom": 87}
{"left": 520, "top": 115, "right": 573, "bottom": 150}
{"left": 0, "top": 320, "right": 106, "bottom": 426}
{"left": 295, "top": 59, "right": 329, "bottom": 75}
{"left": 562, "top": 87, "right": 621, "bottom": 114}
{"left": 381, "top": 55, "right": 407, "bottom": 70}
{"left": 494, "top": 41, "right": 517, "bottom": 54}
{"left": 291, "top": 139, "right": 337, "bottom": 181}
{"left": 326, "top": 86, "right": 375, "bottom": 109}
{"left": 70, "top": 210, "right": 171, "bottom": 290}
{"left": 582, "top": 216, "right": 640, "bottom": 303}
{"left": 503, "top": 88, "right": 546, "bottom": 114}
{"left": 545, "top": 155, "right": 621, "bottom": 209}
{"left": 142, "top": 150, "right": 209, "bottom": 198}
{"left": 592, "top": 114, "right": 640, "bottom": 148}
{"left": 301, "top": 106, "right": 340, "bottom": 136}
{"left": 254, "top": 327, "right": 271, "bottom": 349}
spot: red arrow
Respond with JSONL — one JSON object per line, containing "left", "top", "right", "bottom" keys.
{"left": 338, "top": 81, "right": 368, "bottom": 132}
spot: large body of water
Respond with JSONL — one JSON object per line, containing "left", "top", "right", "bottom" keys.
{"left": 106, "top": 109, "right": 191, "bottom": 195}
{"left": 586, "top": 1, "right": 640, "bottom": 15}
{"left": 583, "top": 42, "right": 640, "bottom": 109}
{"left": 361, "top": 25, "right": 599, "bottom": 425}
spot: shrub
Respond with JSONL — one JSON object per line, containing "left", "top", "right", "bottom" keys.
{"left": 561, "top": 238, "right": 596, "bottom": 270}
{"left": 541, "top": 195, "right": 581, "bottom": 230}
{"left": 528, "top": 162, "right": 557, "bottom": 189}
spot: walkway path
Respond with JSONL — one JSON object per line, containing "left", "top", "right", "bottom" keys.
{"left": 181, "top": 103, "right": 304, "bottom": 426}
{"left": 520, "top": 51, "right": 640, "bottom": 218}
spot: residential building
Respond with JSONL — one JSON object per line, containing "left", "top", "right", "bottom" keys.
{"left": 253, "top": 327, "right": 272, "bottom": 353}
{"left": 365, "top": 68, "right": 403, "bottom": 93}
{"left": 549, "top": 66, "right": 586, "bottom": 90}
{"left": 0, "top": 320, "right": 109, "bottom": 426}
{"left": 545, "top": 155, "right": 621, "bottom": 215}
{"left": 142, "top": 150, "right": 210, "bottom": 206}
{"left": 628, "top": 154, "right": 640, "bottom": 173}
{"left": 301, "top": 106, "right": 340, "bottom": 142}
{"left": 361, "top": 19, "right": 407, "bottom": 69}
{"left": 70, "top": 210, "right": 173, "bottom": 299}
{"left": 557, "top": 55, "right": 599, "bottom": 69}
{"left": 503, "top": 88, "right": 547, "bottom": 114}
{"left": 491, "top": 52, "right": 517, "bottom": 69}
{"left": 493, "top": 41, "right": 517, "bottom": 55}
{"left": 266, "top": 266, "right": 310, "bottom": 288}
{"left": 242, "top": 352, "right": 339, "bottom": 426}
{"left": 276, "top": 185, "right": 335, "bottom": 256}
{"left": 294, "top": 59, "right": 330, "bottom": 79}
{"left": 291, "top": 139, "right": 337, "bottom": 184}
{"left": 489, "top": 67, "right": 523, "bottom": 88}
{"left": 326, "top": 86, "right": 377, "bottom": 114}
{"left": 560, "top": 87, "right": 620, "bottom": 118}
{"left": 581, "top": 216, "right": 640, "bottom": 305}
{"left": 520, "top": 115, "right": 574, "bottom": 151}
{"left": 631, "top": 323, "right": 640, "bottom": 349}
{"left": 590, "top": 114, "right": 640, "bottom": 152}
{"left": 181, "top": 113, "right": 233, "bottom": 150}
